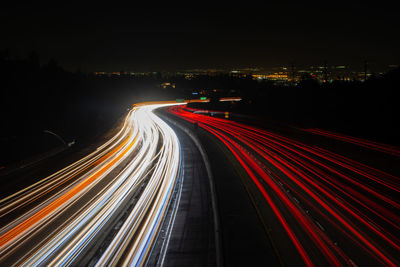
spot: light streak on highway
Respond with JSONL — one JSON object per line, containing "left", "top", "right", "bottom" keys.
{"left": 219, "top": 97, "right": 242, "bottom": 102}
{"left": 0, "top": 101, "right": 183, "bottom": 266}
{"left": 168, "top": 105, "right": 400, "bottom": 266}
{"left": 303, "top": 128, "right": 400, "bottom": 156}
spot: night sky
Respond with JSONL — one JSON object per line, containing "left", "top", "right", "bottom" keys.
{"left": 2, "top": 4, "right": 400, "bottom": 72}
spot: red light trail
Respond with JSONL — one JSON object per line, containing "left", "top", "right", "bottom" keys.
{"left": 167, "top": 105, "right": 400, "bottom": 266}
{"left": 303, "top": 128, "right": 400, "bottom": 157}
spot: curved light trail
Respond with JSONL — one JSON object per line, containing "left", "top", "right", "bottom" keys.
{"left": 168, "top": 105, "right": 400, "bottom": 266}
{"left": 0, "top": 102, "right": 183, "bottom": 266}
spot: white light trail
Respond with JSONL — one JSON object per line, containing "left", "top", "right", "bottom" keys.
{"left": 0, "top": 102, "right": 184, "bottom": 266}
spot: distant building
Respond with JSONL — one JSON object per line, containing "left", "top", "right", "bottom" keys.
{"left": 160, "top": 82, "right": 175, "bottom": 89}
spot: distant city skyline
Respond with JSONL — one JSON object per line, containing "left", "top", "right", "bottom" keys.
{"left": 92, "top": 63, "right": 397, "bottom": 87}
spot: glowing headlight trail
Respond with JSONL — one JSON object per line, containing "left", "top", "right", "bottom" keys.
{"left": 0, "top": 118, "right": 138, "bottom": 253}
{"left": 0, "top": 114, "right": 133, "bottom": 220}
{"left": 0, "top": 102, "right": 183, "bottom": 266}
{"left": 95, "top": 104, "right": 180, "bottom": 266}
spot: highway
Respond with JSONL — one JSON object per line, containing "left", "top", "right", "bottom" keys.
{"left": 0, "top": 102, "right": 182, "bottom": 266}
{"left": 167, "top": 105, "right": 400, "bottom": 266}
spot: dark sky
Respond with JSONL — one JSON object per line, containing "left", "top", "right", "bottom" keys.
{"left": 1, "top": 4, "right": 400, "bottom": 72}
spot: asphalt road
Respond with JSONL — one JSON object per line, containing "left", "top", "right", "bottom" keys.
{"left": 148, "top": 112, "right": 217, "bottom": 266}
{"left": 160, "top": 109, "right": 281, "bottom": 266}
